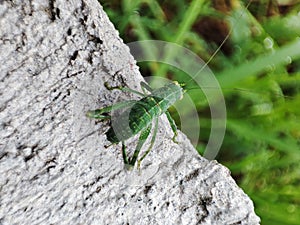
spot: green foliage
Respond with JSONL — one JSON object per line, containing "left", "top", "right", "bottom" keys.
{"left": 100, "top": 0, "right": 300, "bottom": 224}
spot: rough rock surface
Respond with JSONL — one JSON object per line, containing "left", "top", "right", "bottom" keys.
{"left": 0, "top": 0, "right": 260, "bottom": 224}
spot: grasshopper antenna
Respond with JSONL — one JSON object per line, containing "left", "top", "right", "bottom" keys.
{"left": 183, "top": 0, "right": 296, "bottom": 101}
{"left": 187, "top": 86, "right": 295, "bottom": 100}
{"left": 185, "top": 0, "right": 253, "bottom": 86}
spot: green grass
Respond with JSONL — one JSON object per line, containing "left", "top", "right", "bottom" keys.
{"left": 99, "top": 0, "right": 300, "bottom": 224}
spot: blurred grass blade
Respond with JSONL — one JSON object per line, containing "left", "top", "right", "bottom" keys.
{"left": 218, "top": 39, "right": 300, "bottom": 86}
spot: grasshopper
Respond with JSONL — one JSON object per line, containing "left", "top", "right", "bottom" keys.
{"left": 86, "top": 81, "right": 185, "bottom": 169}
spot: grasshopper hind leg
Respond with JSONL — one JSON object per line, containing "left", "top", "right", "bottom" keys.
{"left": 137, "top": 117, "right": 159, "bottom": 169}
{"left": 124, "top": 123, "right": 152, "bottom": 170}
{"left": 86, "top": 100, "right": 137, "bottom": 120}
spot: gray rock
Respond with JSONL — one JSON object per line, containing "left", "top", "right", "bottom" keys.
{"left": 0, "top": 0, "right": 260, "bottom": 224}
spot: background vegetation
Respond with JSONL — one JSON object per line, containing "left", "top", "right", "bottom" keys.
{"left": 99, "top": 0, "right": 300, "bottom": 224}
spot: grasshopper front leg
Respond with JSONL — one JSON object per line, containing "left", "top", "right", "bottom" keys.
{"left": 165, "top": 110, "right": 178, "bottom": 143}
{"left": 140, "top": 81, "right": 153, "bottom": 93}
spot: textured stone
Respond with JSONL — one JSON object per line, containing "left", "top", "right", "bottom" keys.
{"left": 0, "top": 0, "right": 260, "bottom": 224}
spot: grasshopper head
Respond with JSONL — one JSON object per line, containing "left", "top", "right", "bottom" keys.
{"left": 172, "top": 81, "right": 186, "bottom": 99}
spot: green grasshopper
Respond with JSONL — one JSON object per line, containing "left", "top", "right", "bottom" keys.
{"left": 86, "top": 81, "right": 185, "bottom": 169}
